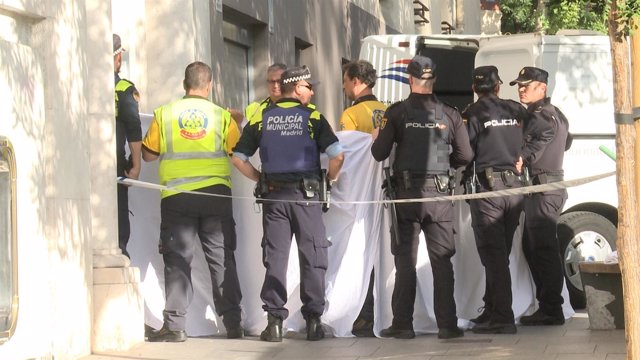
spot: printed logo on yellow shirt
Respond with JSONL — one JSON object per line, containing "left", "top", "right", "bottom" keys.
{"left": 372, "top": 109, "right": 385, "bottom": 128}
{"left": 178, "top": 109, "right": 208, "bottom": 140}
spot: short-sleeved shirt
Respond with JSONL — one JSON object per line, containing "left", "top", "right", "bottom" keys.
{"left": 339, "top": 94, "right": 387, "bottom": 133}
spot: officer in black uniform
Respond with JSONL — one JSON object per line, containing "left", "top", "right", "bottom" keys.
{"left": 371, "top": 55, "right": 473, "bottom": 340}
{"left": 510, "top": 66, "right": 571, "bottom": 326}
{"left": 232, "top": 66, "right": 345, "bottom": 342}
{"left": 113, "top": 34, "right": 142, "bottom": 258}
{"left": 462, "top": 66, "right": 526, "bottom": 334}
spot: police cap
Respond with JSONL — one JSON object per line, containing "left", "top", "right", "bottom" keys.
{"left": 280, "top": 65, "right": 318, "bottom": 86}
{"left": 473, "top": 65, "right": 502, "bottom": 88}
{"left": 509, "top": 66, "right": 548, "bottom": 86}
{"left": 406, "top": 55, "right": 436, "bottom": 79}
{"left": 113, "top": 34, "right": 126, "bottom": 56}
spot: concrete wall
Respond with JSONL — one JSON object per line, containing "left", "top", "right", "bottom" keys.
{"left": 0, "top": 0, "right": 485, "bottom": 358}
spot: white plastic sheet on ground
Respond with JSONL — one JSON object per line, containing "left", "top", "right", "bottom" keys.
{"left": 128, "top": 122, "right": 573, "bottom": 337}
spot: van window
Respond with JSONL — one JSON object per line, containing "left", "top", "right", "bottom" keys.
{"left": 0, "top": 137, "right": 17, "bottom": 344}
{"left": 416, "top": 39, "right": 477, "bottom": 111}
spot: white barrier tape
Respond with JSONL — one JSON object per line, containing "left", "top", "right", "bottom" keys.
{"left": 118, "top": 171, "right": 615, "bottom": 205}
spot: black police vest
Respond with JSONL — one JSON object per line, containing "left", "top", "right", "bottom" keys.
{"left": 394, "top": 101, "right": 450, "bottom": 175}
{"left": 259, "top": 105, "right": 319, "bottom": 174}
{"left": 530, "top": 103, "right": 570, "bottom": 174}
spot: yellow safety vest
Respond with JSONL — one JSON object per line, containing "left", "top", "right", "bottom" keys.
{"left": 115, "top": 78, "right": 134, "bottom": 118}
{"left": 155, "top": 97, "right": 232, "bottom": 198}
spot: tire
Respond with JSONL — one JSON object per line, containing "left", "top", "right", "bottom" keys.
{"left": 558, "top": 211, "right": 617, "bottom": 309}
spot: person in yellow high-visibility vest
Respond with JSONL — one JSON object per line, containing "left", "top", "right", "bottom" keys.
{"left": 113, "top": 34, "right": 142, "bottom": 258}
{"left": 142, "top": 61, "right": 243, "bottom": 342}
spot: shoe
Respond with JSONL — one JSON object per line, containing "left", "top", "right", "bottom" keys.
{"left": 470, "top": 307, "right": 491, "bottom": 325}
{"left": 260, "top": 314, "right": 283, "bottom": 342}
{"left": 226, "top": 325, "right": 244, "bottom": 339}
{"left": 146, "top": 326, "right": 187, "bottom": 342}
{"left": 351, "top": 317, "right": 374, "bottom": 337}
{"left": 438, "top": 327, "right": 464, "bottom": 339}
{"left": 520, "top": 309, "right": 564, "bottom": 326}
{"left": 471, "top": 322, "right": 517, "bottom": 334}
{"left": 306, "top": 316, "right": 325, "bottom": 341}
{"left": 144, "top": 324, "right": 156, "bottom": 338}
{"left": 380, "top": 326, "right": 415, "bottom": 339}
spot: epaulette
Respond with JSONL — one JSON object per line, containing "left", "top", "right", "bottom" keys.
{"left": 441, "top": 101, "right": 458, "bottom": 112}
{"left": 307, "top": 103, "right": 317, "bottom": 110}
{"left": 534, "top": 105, "right": 544, "bottom": 113}
{"left": 386, "top": 100, "right": 403, "bottom": 112}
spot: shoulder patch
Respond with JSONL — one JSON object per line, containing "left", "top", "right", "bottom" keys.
{"left": 441, "top": 101, "right": 458, "bottom": 112}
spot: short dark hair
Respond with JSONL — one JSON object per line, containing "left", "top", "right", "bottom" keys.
{"left": 267, "top": 63, "right": 287, "bottom": 73}
{"left": 342, "top": 60, "right": 377, "bottom": 89}
{"left": 184, "top": 61, "right": 212, "bottom": 90}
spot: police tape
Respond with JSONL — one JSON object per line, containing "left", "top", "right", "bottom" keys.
{"left": 118, "top": 170, "right": 615, "bottom": 205}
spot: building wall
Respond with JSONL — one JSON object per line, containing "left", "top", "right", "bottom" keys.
{"left": 0, "top": 0, "right": 484, "bottom": 359}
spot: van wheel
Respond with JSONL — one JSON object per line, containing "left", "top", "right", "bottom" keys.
{"left": 558, "top": 211, "right": 617, "bottom": 309}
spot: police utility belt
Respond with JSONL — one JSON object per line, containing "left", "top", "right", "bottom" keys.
{"left": 392, "top": 171, "right": 453, "bottom": 193}
{"left": 465, "top": 167, "right": 563, "bottom": 193}
{"left": 254, "top": 171, "right": 331, "bottom": 209}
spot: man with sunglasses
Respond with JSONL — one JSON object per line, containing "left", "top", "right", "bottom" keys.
{"left": 510, "top": 66, "right": 572, "bottom": 326}
{"left": 232, "top": 66, "right": 344, "bottom": 342}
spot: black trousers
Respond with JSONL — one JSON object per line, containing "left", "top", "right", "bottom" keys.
{"left": 260, "top": 188, "right": 330, "bottom": 320}
{"left": 159, "top": 184, "right": 242, "bottom": 331}
{"left": 522, "top": 189, "right": 567, "bottom": 315}
{"left": 391, "top": 186, "right": 457, "bottom": 330}
{"left": 469, "top": 181, "right": 524, "bottom": 324}
{"left": 117, "top": 184, "right": 130, "bottom": 257}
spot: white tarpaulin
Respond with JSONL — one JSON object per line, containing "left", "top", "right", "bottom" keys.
{"left": 128, "top": 122, "right": 573, "bottom": 337}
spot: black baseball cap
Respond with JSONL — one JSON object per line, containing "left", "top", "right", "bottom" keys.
{"left": 509, "top": 66, "right": 548, "bottom": 86}
{"left": 473, "top": 65, "right": 502, "bottom": 88}
{"left": 406, "top": 55, "right": 436, "bottom": 79}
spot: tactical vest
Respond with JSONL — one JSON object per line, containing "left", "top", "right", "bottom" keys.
{"left": 155, "top": 97, "right": 232, "bottom": 198}
{"left": 259, "top": 103, "right": 319, "bottom": 174}
{"left": 394, "top": 101, "right": 450, "bottom": 175}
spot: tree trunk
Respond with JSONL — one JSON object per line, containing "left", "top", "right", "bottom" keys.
{"left": 608, "top": 2, "right": 640, "bottom": 358}
{"left": 535, "top": 0, "right": 546, "bottom": 33}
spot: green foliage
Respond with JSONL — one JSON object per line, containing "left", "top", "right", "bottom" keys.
{"left": 499, "top": 0, "right": 640, "bottom": 35}
{"left": 500, "top": 0, "right": 538, "bottom": 34}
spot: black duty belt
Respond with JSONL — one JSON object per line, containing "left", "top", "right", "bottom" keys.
{"left": 532, "top": 173, "right": 564, "bottom": 185}
{"left": 267, "top": 181, "right": 300, "bottom": 190}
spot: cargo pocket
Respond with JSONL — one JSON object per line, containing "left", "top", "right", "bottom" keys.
{"left": 312, "top": 236, "right": 332, "bottom": 270}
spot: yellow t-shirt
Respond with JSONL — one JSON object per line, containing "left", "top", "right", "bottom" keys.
{"left": 339, "top": 96, "right": 387, "bottom": 134}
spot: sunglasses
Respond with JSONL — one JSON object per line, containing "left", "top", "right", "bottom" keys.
{"left": 298, "top": 83, "right": 313, "bottom": 91}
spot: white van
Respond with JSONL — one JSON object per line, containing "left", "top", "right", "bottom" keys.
{"left": 360, "top": 32, "right": 617, "bottom": 309}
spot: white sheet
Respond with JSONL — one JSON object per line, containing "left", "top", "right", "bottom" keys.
{"left": 128, "top": 125, "right": 574, "bottom": 337}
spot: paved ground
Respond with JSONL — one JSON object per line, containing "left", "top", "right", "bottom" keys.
{"left": 83, "top": 311, "right": 626, "bottom": 360}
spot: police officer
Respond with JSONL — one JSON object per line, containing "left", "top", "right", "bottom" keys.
{"left": 232, "top": 66, "right": 344, "bottom": 342}
{"left": 371, "top": 55, "right": 472, "bottom": 339}
{"left": 462, "top": 66, "right": 526, "bottom": 334}
{"left": 340, "top": 60, "right": 387, "bottom": 337}
{"left": 113, "top": 34, "right": 142, "bottom": 258}
{"left": 142, "top": 61, "right": 244, "bottom": 342}
{"left": 510, "top": 66, "right": 571, "bottom": 326}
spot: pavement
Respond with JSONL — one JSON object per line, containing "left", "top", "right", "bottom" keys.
{"left": 82, "top": 310, "right": 626, "bottom": 360}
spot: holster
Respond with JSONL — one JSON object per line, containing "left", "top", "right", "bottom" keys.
{"left": 254, "top": 172, "right": 269, "bottom": 203}
{"left": 302, "top": 178, "right": 319, "bottom": 199}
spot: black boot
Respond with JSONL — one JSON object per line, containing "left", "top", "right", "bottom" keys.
{"left": 260, "top": 314, "right": 283, "bottom": 342}
{"left": 306, "top": 315, "right": 325, "bottom": 341}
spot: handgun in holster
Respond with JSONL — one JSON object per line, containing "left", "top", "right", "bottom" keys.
{"left": 434, "top": 174, "right": 449, "bottom": 193}
{"left": 383, "top": 167, "right": 401, "bottom": 248}
{"left": 522, "top": 167, "right": 532, "bottom": 186}
{"left": 464, "top": 162, "right": 478, "bottom": 194}
{"left": 319, "top": 169, "right": 331, "bottom": 213}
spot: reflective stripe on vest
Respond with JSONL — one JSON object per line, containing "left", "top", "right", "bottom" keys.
{"left": 155, "top": 97, "right": 232, "bottom": 198}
